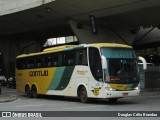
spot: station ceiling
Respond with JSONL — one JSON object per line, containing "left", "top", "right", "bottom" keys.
{"left": 1, "top": 0, "right": 160, "bottom": 40}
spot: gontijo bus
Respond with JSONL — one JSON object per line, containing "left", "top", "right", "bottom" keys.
{"left": 16, "top": 43, "right": 146, "bottom": 103}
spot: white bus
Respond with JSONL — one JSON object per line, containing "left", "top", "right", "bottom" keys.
{"left": 16, "top": 43, "right": 146, "bottom": 102}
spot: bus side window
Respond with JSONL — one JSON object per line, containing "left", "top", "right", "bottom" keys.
{"left": 53, "top": 55, "right": 58, "bottom": 67}
{"left": 63, "top": 51, "right": 75, "bottom": 66}
{"left": 57, "top": 53, "right": 62, "bottom": 66}
{"left": 44, "top": 55, "right": 53, "bottom": 67}
{"left": 76, "top": 49, "right": 87, "bottom": 65}
{"left": 27, "top": 58, "right": 35, "bottom": 69}
{"left": 89, "top": 47, "right": 103, "bottom": 81}
{"left": 63, "top": 53, "right": 67, "bottom": 66}
{"left": 76, "top": 50, "right": 82, "bottom": 65}
{"left": 22, "top": 59, "right": 26, "bottom": 69}
{"left": 82, "top": 49, "right": 87, "bottom": 65}
{"left": 36, "top": 57, "right": 43, "bottom": 68}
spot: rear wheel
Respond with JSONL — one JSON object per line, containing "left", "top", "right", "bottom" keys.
{"left": 79, "top": 87, "right": 88, "bottom": 103}
{"left": 31, "top": 85, "right": 39, "bottom": 98}
{"left": 25, "top": 85, "right": 32, "bottom": 98}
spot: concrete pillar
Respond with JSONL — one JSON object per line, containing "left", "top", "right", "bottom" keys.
{"left": 0, "top": 37, "right": 43, "bottom": 78}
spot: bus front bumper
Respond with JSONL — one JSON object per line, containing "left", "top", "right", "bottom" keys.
{"left": 105, "top": 89, "right": 140, "bottom": 98}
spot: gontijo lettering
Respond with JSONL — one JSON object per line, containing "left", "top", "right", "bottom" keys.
{"left": 29, "top": 70, "right": 48, "bottom": 77}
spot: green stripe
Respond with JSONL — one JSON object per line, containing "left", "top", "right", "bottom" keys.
{"left": 131, "top": 83, "right": 139, "bottom": 88}
{"left": 127, "top": 83, "right": 138, "bottom": 88}
{"left": 56, "top": 66, "right": 75, "bottom": 90}
{"left": 48, "top": 67, "right": 65, "bottom": 90}
{"left": 64, "top": 46, "right": 84, "bottom": 51}
{"left": 127, "top": 84, "right": 133, "bottom": 88}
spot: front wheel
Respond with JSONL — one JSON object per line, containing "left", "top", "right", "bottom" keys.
{"left": 79, "top": 87, "right": 88, "bottom": 103}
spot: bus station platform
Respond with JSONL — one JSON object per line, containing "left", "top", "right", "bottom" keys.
{"left": 0, "top": 95, "right": 17, "bottom": 103}
{"left": 0, "top": 86, "right": 17, "bottom": 103}
{"left": 0, "top": 89, "right": 160, "bottom": 103}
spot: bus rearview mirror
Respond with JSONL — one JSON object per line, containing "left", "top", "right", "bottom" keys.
{"left": 101, "top": 56, "right": 107, "bottom": 70}
{"left": 138, "top": 56, "right": 147, "bottom": 70}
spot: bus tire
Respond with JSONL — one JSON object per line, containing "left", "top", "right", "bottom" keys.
{"left": 25, "top": 85, "right": 32, "bottom": 98}
{"left": 78, "top": 86, "right": 88, "bottom": 103}
{"left": 31, "top": 85, "right": 39, "bottom": 98}
{"left": 108, "top": 98, "right": 118, "bottom": 103}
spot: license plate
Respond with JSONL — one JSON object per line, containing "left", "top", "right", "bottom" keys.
{"left": 123, "top": 93, "right": 128, "bottom": 96}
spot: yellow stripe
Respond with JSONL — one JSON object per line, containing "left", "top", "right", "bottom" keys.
{"left": 109, "top": 83, "right": 132, "bottom": 91}
{"left": 88, "top": 43, "right": 132, "bottom": 48}
{"left": 16, "top": 43, "right": 132, "bottom": 58}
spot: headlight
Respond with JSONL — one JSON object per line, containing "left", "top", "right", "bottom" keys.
{"left": 109, "top": 88, "right": 114, "bottom": 91}
{"left": 134, "top": 87, "right": 140, "bottom": 90}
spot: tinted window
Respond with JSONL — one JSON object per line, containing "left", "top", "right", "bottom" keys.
{"left": 27, "top": 58, "right": 35, "bottom": 68}
{"left": 44, "top": 55, "right": 53, "bottom": 67}
{"left": 75, "top": 49, "right": 87, "bottom": 65}
{"left": 16, "top": 48, "right": 88, "bottom": 69}
{"left": 36, "top": 57, "right": 43, "bottom": 68}
{"left": 89, "top": 47, "right": 103, "bottom": 81}
{"left": 63, "top": 51, "right": 75, "bottom": 66}
{"left": 53, "top": 54, "right": 59, "bottom": 66}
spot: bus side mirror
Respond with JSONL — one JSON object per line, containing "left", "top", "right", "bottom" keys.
{"left": 138, "top": 56, "right": 147, "bottom": 70}
{"left": 101, "top": 56, "right": 107, "bottom": 70}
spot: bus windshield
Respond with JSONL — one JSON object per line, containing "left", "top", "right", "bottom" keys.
{"left": 101, "top": 48, "right": 139, "bottom": 84}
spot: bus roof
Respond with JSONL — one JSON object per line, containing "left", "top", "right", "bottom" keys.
{"left": 16, "top": 43, "right": 132, "bottom": 58}
{"left": 88, "top": 43, "right": 132, "bottom": 48}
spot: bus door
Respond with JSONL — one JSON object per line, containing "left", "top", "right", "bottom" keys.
{"left": 89, "top": 47, "right": 104, "bottom": 97}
